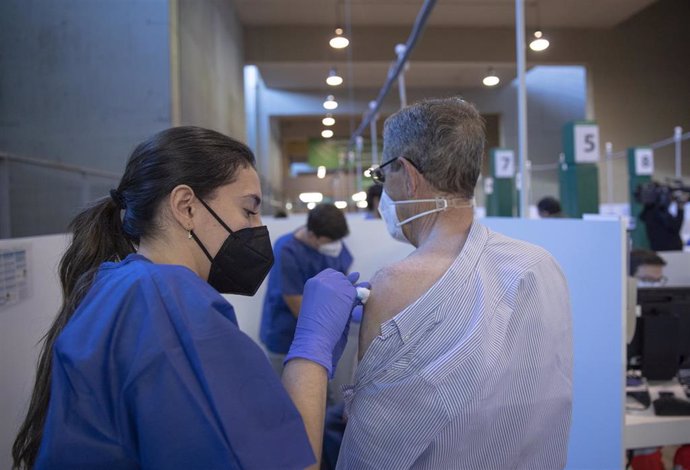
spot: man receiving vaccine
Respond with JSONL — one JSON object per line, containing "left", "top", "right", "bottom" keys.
{"left": 338, "top": 98, "right": 573, "bottom": 470}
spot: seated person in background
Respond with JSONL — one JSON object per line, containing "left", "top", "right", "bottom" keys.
{"left": 627, "top": 249, "right": 690, "bottom": 470}
{"left": 365, "top": 184, "right": 382, "bottom": 219}
{"left": 630, "top": 249, "right": 667, "bottom": 287}
{"left": 260, "top": 203, "right": 353, "bottom": 375}
{"left": 538, "top": 196, "right": 563, "bottom": 218}
{"left": 338, "top": 98, "right": 573, "bottom": 469}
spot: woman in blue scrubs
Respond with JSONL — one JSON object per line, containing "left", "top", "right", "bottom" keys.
{"left": 12, "top": 127, "right": 359, "bottom": 469}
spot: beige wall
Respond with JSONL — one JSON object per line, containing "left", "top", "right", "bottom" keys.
{"left": 176, "top": 0, "right": 246, "bottom": 140}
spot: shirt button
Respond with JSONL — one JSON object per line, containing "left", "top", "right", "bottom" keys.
{"left": 403, "top": 334, "right": 410, "bottom": 341}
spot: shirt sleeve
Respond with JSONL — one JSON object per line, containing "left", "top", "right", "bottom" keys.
{"left": 337, "top": 375, "right": 449, "bottom": 469}
{"left": 280, "top": 245, "right": 306, "bottom": 296}
{"left": 121, "top": 275, "right": 315, "bottom": 470}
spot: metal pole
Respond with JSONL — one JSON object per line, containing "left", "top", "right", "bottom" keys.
{"left": 606, "top": 142, "right": 613, "bottom": 204}
{"left": 369, "top": 101, "right": 379, "bottom": 167}
{"left": 675, "top": 126, "right": 683, "bottom": 178}
{"left": 395, "top": 44, "right": 408, "bottom": 109}
{"left": 355, "top": 136, "right": 364, "bottom": 193}
{"left": 525, "top": 159, "right": 532, "bottom": 215}
{"left": 515, "top": 0, "right": 528, "bottom": 218}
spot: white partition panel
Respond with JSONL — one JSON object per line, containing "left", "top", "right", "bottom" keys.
{"left": 483, "top": 217, "right": 626, "bottom": 470}
{"left": 0, "top": 234, "right": 69, "bottom": 470}
{"left": 1, "top": 215, "right": 625, "bottom": 469}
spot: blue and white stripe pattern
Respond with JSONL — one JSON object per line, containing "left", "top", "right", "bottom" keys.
{"left": 338, "top": 222, "right": 573, "bottom": 470}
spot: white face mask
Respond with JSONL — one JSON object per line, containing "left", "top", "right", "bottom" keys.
{"left": 377, "top": 189, "right": 474, "bottom": 244}
{"left": 318, "top": 240, "right": 344, "bottom": 257}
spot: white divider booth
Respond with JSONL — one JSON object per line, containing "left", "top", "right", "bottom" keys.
{"left": 0, "top": 215, "right": 626, "bottom": 469}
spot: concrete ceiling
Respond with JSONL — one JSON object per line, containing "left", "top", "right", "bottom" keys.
{"left": 236, "top": 0, "right": 657, "bottom": 28}
{"left": 258, "top": 61, "right": 518, "bottom": 90}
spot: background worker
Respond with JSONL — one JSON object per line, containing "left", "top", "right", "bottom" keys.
{"left": 261, "top": 203, "right": 354, "bottom": 375}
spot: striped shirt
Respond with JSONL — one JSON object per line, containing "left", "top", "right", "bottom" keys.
{"left": 338, "top": 222, "right": 573, "bottom": 470}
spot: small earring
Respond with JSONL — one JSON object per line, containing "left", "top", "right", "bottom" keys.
{"left": 187, "top": 230, "right": 193, "bottom": 239}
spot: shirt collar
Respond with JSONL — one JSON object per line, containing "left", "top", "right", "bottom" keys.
{"left": 385, "top": 220, "right": 490, "bottom": 344}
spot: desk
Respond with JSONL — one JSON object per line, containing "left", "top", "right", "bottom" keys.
{"left": 625, "top": 381, "right": 690, "bottom": 448}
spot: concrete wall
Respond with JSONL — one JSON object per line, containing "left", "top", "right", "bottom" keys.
{"left": 176, "top": 0, "right": 246, "bottom": 140}
{"left": 0, "top": 0, "right": 171, "bottom": 172}
{"left": 0, "top": 0, "right": 172, "bottom": 237}
{"left": 588, "top": 0, "right": 690, "bottom": 201}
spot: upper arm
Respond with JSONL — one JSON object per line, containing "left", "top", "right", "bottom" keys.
{"left": 280, "top": 247, "right": 305, "bottom": 296}
{"left": 337, "top": 376, "right": 449, "bottom": 469}
{"left": 358, "top": 267, "right": 400, "bottom": 360}
{"left": 283, "top": 294, "right": 303, "bottom": 317}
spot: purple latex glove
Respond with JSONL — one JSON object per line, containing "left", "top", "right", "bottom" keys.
{"left": 328, "top": 273, "right": 372, "bottom": 375}
{"left": 285, "top": 269, "right": 358, "bottom": 378}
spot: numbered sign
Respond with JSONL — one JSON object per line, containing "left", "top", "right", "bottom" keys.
{"left": 494, "top": 150, "right": 515, "bottom": 179}
{"left": 634, "top": 148, "right": 654, "bottom": 176}
{"left": 484, "top": 177, "right": 494, "bottom": 195}
{"left": 574, "top": 124, "right": 600, "bottom": 163}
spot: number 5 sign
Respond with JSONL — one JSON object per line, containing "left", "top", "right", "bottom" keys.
{"left": 574, "top": 124, "right": 600, "bottom": 163}
{"left": 493, "top": 150, "right": 515, "bottom": 179}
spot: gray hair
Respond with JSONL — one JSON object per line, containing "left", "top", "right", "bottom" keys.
{"left": 382, "top": 97, "right": 485, "bottom": 199}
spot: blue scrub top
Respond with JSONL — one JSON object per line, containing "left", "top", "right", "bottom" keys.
{"left": 35, "top": 254, "right": 314, "bottom": 470}
{"left": 259, "top": 233, "right": 353, "bottom": 355}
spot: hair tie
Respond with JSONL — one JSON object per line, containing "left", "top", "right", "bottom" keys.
{"left": 109, "top": 189, "right": 126, "bottom": 209}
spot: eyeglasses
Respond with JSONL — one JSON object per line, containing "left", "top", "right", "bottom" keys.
{"left": 367, "top": 157, "right": 421, "bottom": 184}
{"left": 637, "top": 276, "right": 668, "bottom": 287}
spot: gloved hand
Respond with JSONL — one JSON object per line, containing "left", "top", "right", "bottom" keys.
{"left": 285, "top": 269, "right": 358, "bottom": 378}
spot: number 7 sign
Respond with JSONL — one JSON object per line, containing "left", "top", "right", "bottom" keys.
{"left": 494, "top": 150, "right": 515, "bottom": 178}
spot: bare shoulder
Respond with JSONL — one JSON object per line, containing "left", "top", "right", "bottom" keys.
{"left": 358, "top": 257, "right": 433, "bottom": 360}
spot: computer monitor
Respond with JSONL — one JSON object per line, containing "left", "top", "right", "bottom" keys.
{"left": 628, "top": 287, "right": 690, "bottom": 380}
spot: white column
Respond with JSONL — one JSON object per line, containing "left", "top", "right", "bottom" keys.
{"left": 515, "top": 0, "right": 529, "bottom": 218}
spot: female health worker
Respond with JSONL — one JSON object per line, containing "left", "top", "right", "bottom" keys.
{"left": 12, "top": 127, "right": 360, "bottom": 469}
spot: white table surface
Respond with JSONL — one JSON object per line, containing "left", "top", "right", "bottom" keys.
{"left": 625, "top": 381, "right": 690, "bottom": 448}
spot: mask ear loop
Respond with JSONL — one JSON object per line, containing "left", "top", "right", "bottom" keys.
{"left": 197, "top": 197, "right": 237, "bottom": 238}
{"left": 189, "top": 197, "right": 237, "bottom": 264}
{"left": 392, "top": 198, "right": 474, "bottom": 227}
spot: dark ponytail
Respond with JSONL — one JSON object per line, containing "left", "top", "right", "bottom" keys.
{"left": 12, "top": 126, "right": 255, "bottom": 468}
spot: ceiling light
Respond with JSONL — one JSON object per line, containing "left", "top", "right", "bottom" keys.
{"left": 529, "top": 31, "right": 550, "bottom": 52}
{"left": 321, "top": 129, "right": 334, "bottom": 138}
{"left": 334, "top": 201, "right": 348, "bottom": 209}
{"left": 326, "top": 68, "right": 343, "bottom": 86}
{"left": 323, "top": 95, "right": 338, "bottom": 110}
{"left": 322, "top": 114, "right": 335, "bottom": 126}
{"left": 356, "top": 200, "right": 368, "bottom": 209}
{"left": 482, "top": 68, "right": 500, "bottom": 87}
{"left": 317, "top": 166, "right": 327, "bottom": 178}
{"left": 307, "top": 202, "right": 317, "bottom": 210}
{"left": 329, "top": 28, "right": 349, "bottom": 49}
{"left": 351, "top": 191, "right": 367, "bottom": 202}
{"left": 299, "top": 192, "right": 323, "bottom": 203}
{"left": 285, "top": 202, "right": 293, "bottom": 210}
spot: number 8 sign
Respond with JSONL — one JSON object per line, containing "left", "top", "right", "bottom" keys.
{"left": 634, "top": 148, "right": 654, "bottom": 176}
